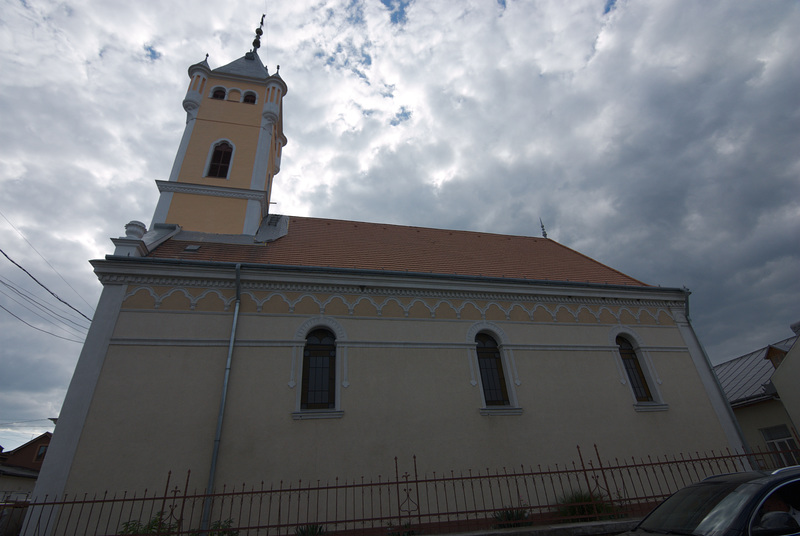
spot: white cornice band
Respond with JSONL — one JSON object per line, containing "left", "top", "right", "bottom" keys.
{"left": 155, "top": 180, "right": 269, "bottom": 214}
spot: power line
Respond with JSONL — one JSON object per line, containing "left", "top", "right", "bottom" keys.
{"left": 0, "top": 284, "right": 89, "bottom": 337}
{"left": 0, "top": 276, "right": 90, "bottom": 330}
{"left": 0, "top": 419, "right": 55, "bottom": 427}
{"left": 0, "top": 303, "right": 85, "bottom": 343}
{"left": 0, "top": 276, "right": 91, "bottom": 330}
{"left": 0, "top": 208, "right": 96, "bottom": 314}
{"left": 0, "top": 247, "right": 92, "bottom": 322}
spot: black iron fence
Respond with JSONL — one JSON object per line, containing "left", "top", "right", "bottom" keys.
{"left": 7, "top": 444, "right": 799, "bottom": 536}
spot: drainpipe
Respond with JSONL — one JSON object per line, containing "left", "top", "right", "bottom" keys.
{"left": 202, "top": 263, "right": 242, "bottom": 530}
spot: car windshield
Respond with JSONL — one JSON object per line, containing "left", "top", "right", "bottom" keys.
{"left": 639, "top": 480, "right": 762, "bottom": 536}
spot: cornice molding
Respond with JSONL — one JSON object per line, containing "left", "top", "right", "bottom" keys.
{"left": 109, "top": 335, "right": 690, "bottom": 354}
{"left": 155, "top": 180, "right": 268, "bottom": 213}
{"left": 102, "top": 272, "right": 682, "bottom": 309}
{"left": 94, "top": 256, "right": 688, "bottom": 304}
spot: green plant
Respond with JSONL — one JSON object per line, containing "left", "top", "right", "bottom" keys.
{"left": 492, "top": 506, "right": 532, "bottom": 528}
{"left": 118, "top": 511, "right": 176, "bottom": 535}
{"left": 193, "top": 519, "right": 239, "bottom": 536}
{"left": 556, "top": 491, "right": 618, "bottom": 523}
{"left": 294, "top": 524, "right": 325, "bottom": 536}
{"left": 387, "top": 522, "right": 417, "bottom": 536}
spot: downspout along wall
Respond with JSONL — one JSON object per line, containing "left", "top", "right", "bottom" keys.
{"left": 202, "top": 263, "right": 242, "bottom": 530}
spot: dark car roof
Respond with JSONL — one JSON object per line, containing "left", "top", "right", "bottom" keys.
{"left": 702, "top": 467, "right": 800, "bottom": 487}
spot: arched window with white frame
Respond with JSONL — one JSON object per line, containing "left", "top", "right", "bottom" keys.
{"left": 301, "top": 328, "right": 337, "bottom": 410}
{"left": 466, "top": 323, "right": 522, "bottom": 415}
{"left": 609, "top": 328, "right": 667, "bottom": 411}
{"left": 210, "top": 87, "right": 226, "bottom": 100}
{"left": 616, "top": 335, "right": 653, "bottom": 402}
{"left": 291, "top": 316, "right": 347, "bottom": 420}
{"left": 205, "top": 140, "right": 234, "bottom": 179}
{"left": 476, "top": 332, "right": 510, "bottom": 406}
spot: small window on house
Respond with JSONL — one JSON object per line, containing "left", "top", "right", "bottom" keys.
{"left": 476, "top": 333, "right": 509, "bottom": 406}
{"left": 211, "top": 88, "right": 226, "bottom": 100}
{"left": 616, "top": 336, "right": 653, "bottom": 402}
{"left": 761, "top": 425, "right": 800, "bottom": 467}
{"left": 301, "top": 329, "right": 336, "bottom": 410}
{"left": 34, "top": 444, "right": 48, "bottom": 462}
{"left": 243, "top": 93, "right": 256, "bottom": 104}
{"left": 207, "top": 142, "right": 233, "bottom": 178}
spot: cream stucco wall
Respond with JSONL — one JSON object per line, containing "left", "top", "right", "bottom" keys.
{"left": 772, "top": 343, "right": 800, "bottom": 436}
{"left": 179, "top": 77, "right": 266, "bottom": 187}
{"left": 0, "top": 474, "right": 36, "bottom": 501}
{"left": 164, "top": 193, "right": 248, "bottom": 235}
{"left": 58, "top": 266, "right": 734, "bottom": 495}
{"left": 732, "top": 399, "right": 796, "bottom": 455}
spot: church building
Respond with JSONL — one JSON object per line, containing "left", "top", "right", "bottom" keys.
{"left": 34, "top": 23, "right": 741, "bottom": 500}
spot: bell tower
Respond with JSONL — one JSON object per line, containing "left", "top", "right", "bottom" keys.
{"left": 151, "top": 16, "right": 287, "bottom": 236}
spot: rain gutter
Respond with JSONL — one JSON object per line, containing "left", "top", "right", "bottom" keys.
{"left": 201, "top": 263, "right": 241, "bottom": 531}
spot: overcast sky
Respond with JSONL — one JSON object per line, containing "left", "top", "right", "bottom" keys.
{"left": 1, "top": 0, "right": 798, "bottom": 451}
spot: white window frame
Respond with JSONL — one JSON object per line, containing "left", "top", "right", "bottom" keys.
{"left": 608, "top": 327, "right": 667, "bottom": 412}
{"left": 203, "top": 139, "right": 236, "bottom": 180}
{"left": 290, "top": 316, "right": 347, "bottom": 420}
{"left": 466, "top": 322, "right": 522, "bottom": 416}
{"left": 760, "top": 424, "right": 800, "bottom": 467}
{"left": 241, "top": 90, "right": 258, "bottom": 104}
{"left": 209, "top": 86, "right": 228, "bottom": 100}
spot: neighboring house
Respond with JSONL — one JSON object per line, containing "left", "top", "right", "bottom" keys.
{"left": 713, "top": 325, "right": 799, "bottom": 467}
{"left": 772, "top": 321, "right": 800, "bottom": 438}
{"left": 33, "top": 26, "right": 741, "bottom": 501}
{"left": 0, "top": 432, "right": 51, "bottom": 502}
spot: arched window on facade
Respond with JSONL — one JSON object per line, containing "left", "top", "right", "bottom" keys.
{"left": 301, "top": 329, "right": 336, "bottom": 410}
{"left": 207, "top": 142, "right": 233, "bottom": 178}
{"left": 243, "top": 92, "right": 256, "bottom": 104}
{"left": 616, "top": 335, "right": 653, "bottom": 402}
{"left": 211, "top": 88, "right": 226, "bottom": 100}
{"left": 475, "top": 333, "right": 509, "bottom": 406}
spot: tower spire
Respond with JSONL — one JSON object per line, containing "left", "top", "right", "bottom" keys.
{"left": 252, "top": 14, "right": 265, "bottom": 53}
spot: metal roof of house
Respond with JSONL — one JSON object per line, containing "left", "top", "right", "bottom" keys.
{"left": 713, "top": 336, "right": 797, "bottom": 406}
{"left": 147, "top": 215, "right": 649, "bottom": 287}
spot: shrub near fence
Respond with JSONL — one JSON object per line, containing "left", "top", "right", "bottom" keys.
{"left": 14, "top": 444, "right": 800, "bottom": 536}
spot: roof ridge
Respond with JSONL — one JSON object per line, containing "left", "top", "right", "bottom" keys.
{"left": 289, "top": 214, "right": 550, "bottom": 240}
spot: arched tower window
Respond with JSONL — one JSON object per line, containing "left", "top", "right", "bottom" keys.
{"left": 207, "top": 142, "right": 233, "bottom": 178}
{"left": 243, "top": 92, "right": 256, "bottom": 104}
{"left": 616, "top": 335, "right": 653, "bottom": 402}
{"left": 211, "top": 88, "right": 226, "bottom": 100}
{"left": 475, "top": 333, "right": 509, "bottom": 406}
{"left": 301, "top": 329, "right": 336, "bottom": 410}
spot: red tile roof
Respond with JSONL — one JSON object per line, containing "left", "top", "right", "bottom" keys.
{"left": 148, "top": 216, "right": 647, "bottom": 287}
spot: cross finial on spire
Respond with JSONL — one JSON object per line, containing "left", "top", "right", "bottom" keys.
{"left": 252, "top": 14, "right": 266, "bottom": 52}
